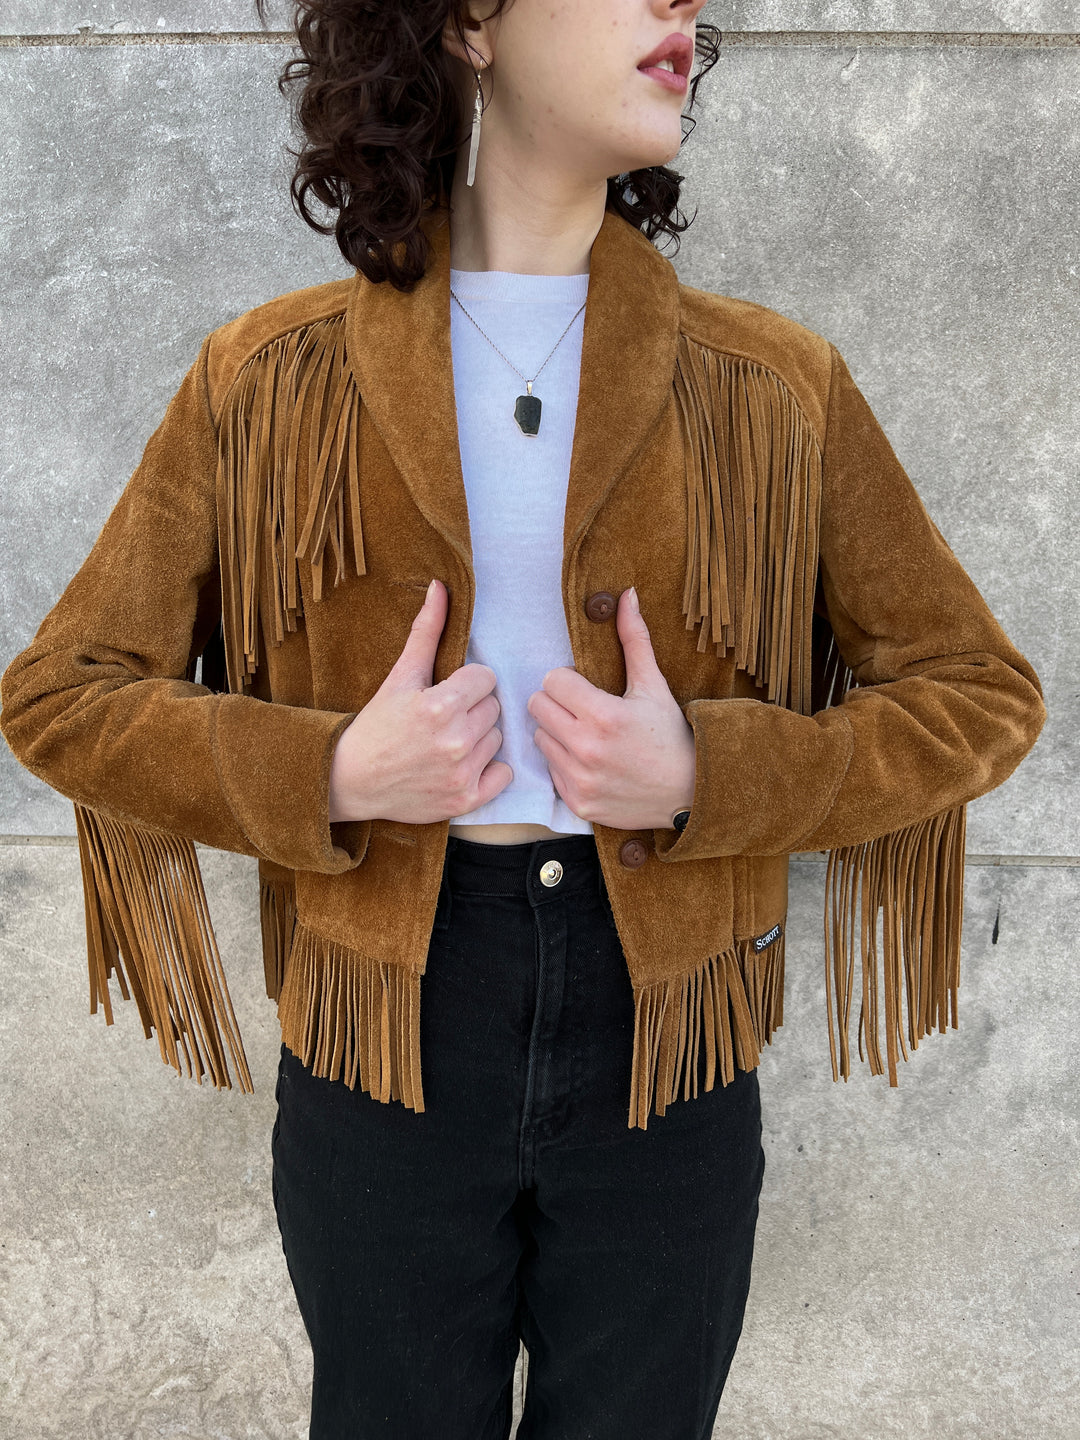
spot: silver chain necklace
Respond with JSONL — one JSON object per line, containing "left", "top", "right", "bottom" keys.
{"left": 449, "top": 286, "right": 588, "bottom": 437}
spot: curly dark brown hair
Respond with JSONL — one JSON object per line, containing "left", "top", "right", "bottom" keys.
{"left": 252, "top": 0, "right": 721, "bottom": 290}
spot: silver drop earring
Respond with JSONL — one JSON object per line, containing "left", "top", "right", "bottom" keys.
{"left": 466, "top": 62, "right": 486, "bottom": 187}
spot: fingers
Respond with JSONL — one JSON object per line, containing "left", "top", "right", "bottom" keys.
{"left": 616, "top": 586, "right": 665, "bottom": 695}
{"left": 474, "top": 722, "right": 505, "bottom": 772}
{"left": 466, "top": 689, "right": 502, "bottom": 738}
{"left": 387, "top": 576, "right": 448, "bottom": 689}
{"left": 532, "top": 723, "right": 574, "bottom": 775}
{"left": 474, "top": 759, "right": 514, "bottom": 808}
{"left": 536, "top": 664, "right": 610, "bottom": 722}
{"left": 433, "top": 660, "right": 499, "bottom": 711}
{"left": 384, "top": 578, "right": 499, "bottom": 709}
{"left": 536, "top": 742, "right": 571, "bottom": 813}
{"left": 528, "top": 683, "right": 590, "bottom": 751}
{"left": 445, "top": 693, "right": 503, "bottom": 780}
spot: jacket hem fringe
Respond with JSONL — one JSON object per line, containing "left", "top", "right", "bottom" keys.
{"left": 627, "top": 930, "right": 786, "bottom": 1130}
{"left": 276, "top": 917, "right": 425, "bottom": 1113}
{"left": 824, "top": 802, "right": 967, "bottom": 1085}
{"left": 73, "top": 802, "right": 253, "bottom": 1093}
{"left": 259, "top": 868, "right": 297, "bottom": 1002}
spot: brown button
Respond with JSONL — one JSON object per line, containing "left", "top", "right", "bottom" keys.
{"left": 619, "top": 838, "right": 649, "bottom": 869}
{"left": 584, "top": 591, "right": 617, "bottom": 623}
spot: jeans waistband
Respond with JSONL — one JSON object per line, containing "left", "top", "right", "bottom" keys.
{"left": 443, "top": 832, "right": 603, "bottom": 901}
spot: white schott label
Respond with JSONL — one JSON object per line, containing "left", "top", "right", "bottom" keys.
{"left": 753, "top": 924, "right": 783, "bottom": 953}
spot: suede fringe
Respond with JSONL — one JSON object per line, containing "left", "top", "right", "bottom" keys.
{"left": 73, "top": 802, "right": 252, "bottom": 1092}
{"left": 276, "top": 918, "right": 425, "bottom": 1113}
{"left": 259, "top": 870, "right": 297, "bottom": 1003}
{"left": 203, "top": 321, "right": 963, "bottom": 1117}
{"left": 218, "top": 312, "right": 365, "bottom": 692}
{"left": 673, "top": 336, "right": 822, "bottom": 716}
{"left": 811, "top": 609, "right": 858, "bottom": 713}
{"left": 627, "top": 931, "right": 786, "bottom": 1129}
{"left": 824, "top": 802, "right": 967, "bottom": 1086}
{"left": 273, "top": 916, "right": 787, "bottom": 1130}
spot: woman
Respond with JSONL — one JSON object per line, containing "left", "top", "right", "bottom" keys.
{"left": 0, "top": 1, "right": 1046, "bottom": 1437}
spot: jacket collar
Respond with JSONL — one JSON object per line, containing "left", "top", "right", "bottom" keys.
{"left": 344, "top": 200, "right": 681, "bottom": 576}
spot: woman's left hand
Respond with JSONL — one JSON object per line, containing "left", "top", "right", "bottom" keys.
{"left": 527, "top": 587, "right": 696, "bottom": 830}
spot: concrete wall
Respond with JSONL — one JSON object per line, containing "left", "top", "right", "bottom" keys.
{"left": 1, "top": 6, "right": 1076, "bottom": 1437}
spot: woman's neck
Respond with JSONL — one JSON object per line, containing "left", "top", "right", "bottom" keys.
{"left": 445, "top": 176, "right": 605, "bottom": 277}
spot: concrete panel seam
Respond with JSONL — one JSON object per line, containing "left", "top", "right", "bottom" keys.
{"left": 0, "top": 31, "right": 293, "bottom": 46}
{"left": 792, "top": 853, "right": 1080, "bottom": 866}
{"left": 716, "top": 31, "right": 1080, "bottom": 49}
{"left": 2, "top": 30, "right": 1079, "bottom": 50}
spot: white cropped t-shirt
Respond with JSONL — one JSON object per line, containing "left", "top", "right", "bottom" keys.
{"left": 447, "top": 264, "right": 594, "bottom": 834}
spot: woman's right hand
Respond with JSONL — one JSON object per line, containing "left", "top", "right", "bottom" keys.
{"left": 328, "top": 578, "right": 513, "bottom": 824}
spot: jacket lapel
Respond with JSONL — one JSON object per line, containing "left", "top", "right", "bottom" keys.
{"left": 344, "top": 201, "right": 681, "bottom": 577}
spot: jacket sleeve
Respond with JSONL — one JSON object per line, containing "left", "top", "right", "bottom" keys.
{"left": 653, "top": 341, "right": 1046, "bottom": 864}
{"left": 0, "top": 329, "right": 370, "bottom": 875}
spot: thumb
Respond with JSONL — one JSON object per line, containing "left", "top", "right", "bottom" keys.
{"left": 618, "top": 587, "right": 664, "bottom": 697}
{"left": 385, "top": 577, "right": 447, "bottom": 690}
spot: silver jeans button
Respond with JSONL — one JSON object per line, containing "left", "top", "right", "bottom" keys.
{"left": 539, "top": 859, "right": 564, "bottom": 888}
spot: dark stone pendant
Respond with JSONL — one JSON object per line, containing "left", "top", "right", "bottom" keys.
{"left": 514, "top": 391, "right": 542, "bottom": 436}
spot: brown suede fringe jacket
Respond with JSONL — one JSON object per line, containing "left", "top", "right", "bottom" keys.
{"left": 0, "top": 201, "right": 1046, "bottom": 1129}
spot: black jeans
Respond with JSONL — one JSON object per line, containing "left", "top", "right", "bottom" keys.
{"left": 271, "top": 833, "right": 766, "bottom": 1440}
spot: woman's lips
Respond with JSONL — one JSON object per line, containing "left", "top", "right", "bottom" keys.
{"left": 637, "top": 64, "right": 687, "bottom": 93}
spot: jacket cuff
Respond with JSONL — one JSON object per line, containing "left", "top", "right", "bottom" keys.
{"left": 652, "top": 696, "right": 854, "bottom": 861}
{"left": 212, "top": 697, "right": 371, "bottom": 872}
